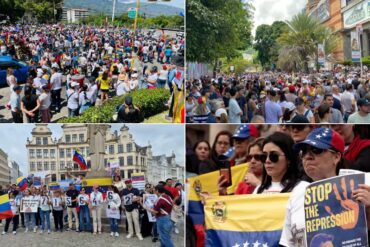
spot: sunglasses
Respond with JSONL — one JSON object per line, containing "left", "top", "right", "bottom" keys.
{"left": 260, "top": 151, "right": 285, "bottom": 163}
{"left": 246, "top": 154, "right": 263, "bottom": 162}
{"left": 287, "top": 125, "right": 307, "bottom": 131}
{"left": 299, "top": 146, "right": 336, "bottom": 158}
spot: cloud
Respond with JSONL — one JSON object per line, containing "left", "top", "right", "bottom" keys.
{"left": 251, "top": 0, "right": 306, "bottom": 36}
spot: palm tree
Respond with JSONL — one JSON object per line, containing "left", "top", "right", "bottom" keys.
{"left": 277, "top": 12, "right": 338, "bottom": 73}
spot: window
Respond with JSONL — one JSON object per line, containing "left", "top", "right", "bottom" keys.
{"left": 67, "top": 161, "right": 72, "bottom": 169}
{"left": 29, "top": 149, "right": 35, "bottom": 158}
{"left": 104, "top": 159, "right": 108, "bottom": 167}
{"left": 87, "top": 160, "right": 91, "bottom": 169}
{"left": 43, "top": 149, "right": 48, "bottom": 158}
{"left": 59, "top": 149, "right": 65, "bottom": 158}
{"left": 72, "top": 134, "right": 77, "bottom": 142}
{"left": 109, "top": 145, "right": 114, "bottom": 154}
{"left": 128, "top": 169, "right": 133, "bottom": 178}
{"left": 66, "top": 149, "right": 71, "bottom": 158}
{"left": 119, "top": 157, "right": 124, "bottom": 166}
{"left": 118, "top": 144, "right": 123, "bottom": 153}
{"left": 31, "top": 162, "right": 36, "bottom": 171}
{"left": 80, "top": 147, "right": 85, "bottom": 156}
{"left": 37, "top": 162, "right": 42, "bottom": 171}
{"left": 74, "top": 163, "right": 79, "bottom": 169}
{"left": 51, "top": 174, "right": 57, "bottom": 182}
{"left": 136, "top": 157, "right": 138, "bottom": 165}
{"left": 36, "top": 137, "right": 41, "bottom": 145}
{"left": 43, "top": 137, "right": 48, "bottom": 145}
{"left": 36, "top": 150, "right": 42, "bottom": 158}
{"left": 66, "top": 135, "right": 71, "bottom": 143}
{"left": 44, "top": 162, "right": 49, "bottom": 171}
{"left": 79, "top": 134, "right": 84, "bottom": 142}
{"left": 51, "top": 161, "right": 56, "bottom": 171}
{"left": 127, "top": 156, "right": 133, "bottom": 166}
{"left": 61, "top": 174, "right": 66, "bottom": 180}
{"left": 60, "top": 161, "right": 65, "bottom": 170}
{"left": 126, "top": 143, "right": 132, "bottom": 152}
{"left": 86, "top": 147, "right": 90, "bottom": 156}
{"left": 50, "top": 149, "right": 55, "bottom": 158}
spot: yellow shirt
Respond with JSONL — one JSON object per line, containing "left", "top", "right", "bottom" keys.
{"left": 98, "top": 76, "right": 110, "bottom": 90}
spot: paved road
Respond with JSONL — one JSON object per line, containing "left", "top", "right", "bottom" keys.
{"left": 0, "top": 29, "right": 181, "bottom": 123}
{"left": 0, "top": 218, "right": 184, "bottom": 247}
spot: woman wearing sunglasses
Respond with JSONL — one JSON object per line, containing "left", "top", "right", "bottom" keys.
{"left": 210, "top": 130, "right": 232, "bottom": 167}
{"left": 280, "top": 128, "right": 370, "bottom": 247}
{"left": 77, "top": 187, "right": 91, "bottom": 233}
{"left": 255, "top": 132, "right": 308, "bottom": 194}
{"left": 218, "top": 138, "right": 264, "bottom": 195}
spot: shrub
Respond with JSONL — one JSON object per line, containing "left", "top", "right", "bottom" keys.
{"left": 58, "top": 88, "right": 171, "bottom": 123}
{"left": 361, "top": 56, "right": 370, "bottom": 67}
{"left": 340, "top": 60, "right": 354, "bottom": 66}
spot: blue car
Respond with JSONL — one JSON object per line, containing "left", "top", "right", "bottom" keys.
{"left": 0, "top": 56, "right": 30, "bottom": 87}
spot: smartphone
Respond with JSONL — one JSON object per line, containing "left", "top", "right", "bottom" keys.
{"left": 219, "top": 167, "right": 232, "bottom": 187}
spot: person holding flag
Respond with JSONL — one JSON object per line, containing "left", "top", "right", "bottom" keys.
{"left": 73, "top": 149, "right": 88, "bottom": 170}
{"left": 0, "top": 192, "right": 14, "bottom": 232}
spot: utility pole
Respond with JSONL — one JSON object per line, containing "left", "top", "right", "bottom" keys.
{"left": 112, "top": 0, "right": 116, "bottom": 23}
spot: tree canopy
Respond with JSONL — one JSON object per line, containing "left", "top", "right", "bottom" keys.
{"left": 186, "top": 0, "right": 253, "bottom": 63}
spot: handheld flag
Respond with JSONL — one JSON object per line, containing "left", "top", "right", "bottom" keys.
{"left": 204, "top": 193, "right": 291, "bottom": 247}
{"left": 73, "top": 149, "right": 88, "bottom": 170}
{"left": 0, "top": 194, "right": 13, "bottom": 220}
{"left": 16, "top": 176, "right": 28, "bottom": 191}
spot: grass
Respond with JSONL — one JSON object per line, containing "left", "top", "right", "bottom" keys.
{"left": 143, "top": 111, "right": 172, "bottom": 123}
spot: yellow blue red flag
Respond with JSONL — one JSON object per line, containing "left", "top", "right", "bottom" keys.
{"left": 187, "top": 164, "right": 249, "bottom": 247}
{"left": 204, "top": 193, "right": 291, "bottom": 247}
{"left": 0, "top": 194, "right": 13, "bottom": 220}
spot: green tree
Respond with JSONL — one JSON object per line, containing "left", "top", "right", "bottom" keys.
{"left": 277, "top": 12, "right": 338, "bottom": 72}
{"left": 186, "top": 0, "right": 253, "bottom": 63}
{"left": 0, "top": 0, "right": 25, "bottom": 22}
{"left": 254, "top": 21, "right": 288, "bottom": 69}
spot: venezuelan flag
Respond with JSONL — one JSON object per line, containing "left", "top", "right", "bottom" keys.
{"left": 16, "top": 176, "right": 28, "bottom": 191}
{"left": 204, "top": 193, "right": 291, "bottom": 247}
{"left": 0, "top": 194, "right": 13, "bottom": 220}
{"left": 73, "top": 149, "right": 88, "bottom": 170}
{"left": 81, "top": 177, "right": 113, "bottom": 199}
{"left": 187, "top": 164, "right": 249, "bottom": 247}
{"left": 173, "top": 83, "right": 184, "bottom": 123}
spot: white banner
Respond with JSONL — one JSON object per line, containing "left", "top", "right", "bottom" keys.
{"left": 106, "top": 207, "right": 121, "bottom": 219}
{"left": 144, "top": 194, "right": 158, "bottom": 222}
{"left": 351, "top": 31, "right": 361, "bottom": 62}
{"left": 21, "top": 198, "right": 39, "bottom": 213}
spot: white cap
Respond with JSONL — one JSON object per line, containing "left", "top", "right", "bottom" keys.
{"left": 285, "top": 102, "right": 296, "bottom": 112}
{"left": 131, "top": 73, "right": 138, "bottom": 78}
{"left": 215, "top": 108, "right": 227, "bottom": 118}
{"left": 71, "top": 82, "right": 79, "bottom": 88}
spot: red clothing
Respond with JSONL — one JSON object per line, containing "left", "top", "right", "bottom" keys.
{"left": 235, "top": 182, "right": 255, "bottom": 195}
{"left": 154, "top": 194, "right": 173, "bottom": 217}
{"left": 165, "top": 186, "right": 179, "bottom": 199}
{"left": 344, "top": 136, "right": 370, "bottom": 161}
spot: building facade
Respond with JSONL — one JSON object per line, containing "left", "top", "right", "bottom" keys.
{"left": 61, "top": 8, "right": 90, "bottom": 23}
{"left": 8, "top": 160, "right": 22, "bottom": 184}
{"left": 0, "top": 149, "right": 10, "bottom": 187}
{"left": 307, "top": 0, "right": 345, "bottom": 62}
{"left": 149, "top": 152, "right": 184, "bottom": 184}
{"left": 341, "top": 0, "right": 370, "bottom": 60}
{"left": 26, "top": 124, "right": 182, "bottom": 185}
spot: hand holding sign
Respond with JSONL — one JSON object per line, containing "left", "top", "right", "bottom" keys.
{"left": 53, "top": 198, "right": 61, "bottom": 207}
{"left": 107, "top": 191, "right": 113, "bottom": 201}
{"left": 66, "top": 197, "right": 72, "bottom": 206}
{"left": 353, "top": 184, "right": 370, "bottom": 207}
{"left": 324, "top": 177, "right": 359, "bottom": 230}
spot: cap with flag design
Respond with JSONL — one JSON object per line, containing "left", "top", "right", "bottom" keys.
{"left": 232, "top": 125, "right": 259, "bottom": 139}
{"left": 294, "top": 127, "right": 345, "bottom": 153}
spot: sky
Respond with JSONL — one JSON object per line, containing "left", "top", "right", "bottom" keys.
{"left": 117, "top": 0, "right": 184, "bottom": 9}
{"left": 251, "top": 0, "right": 306, "bottom": 36}
{"left": 0, "top": 124, "right": 185, "bottom": 176}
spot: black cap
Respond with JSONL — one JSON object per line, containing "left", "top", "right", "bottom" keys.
{"left": 295, "top": 97, "right": 305, "bottom": 106}
{"left": 13, "top": 85, "right": 22, "bottom": 91}
{"left": 357, "top": 98, "right": 370, "bottom": 107}
{"left": 290, "top": 115, "right": 310, "bottom": 124}
{"left": 125, "top": 96, "right": 133, "bottom": 106}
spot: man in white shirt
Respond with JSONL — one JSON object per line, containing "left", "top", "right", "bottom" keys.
{"left": 50, "top": 67, "right": 63, "bottom": 113}
{"left": 33, "top": 71, "right": 48, "bottom": 96}
{"left": 341, "top": 84, "right": 356, "bottom": 122}
{"left": 348, "top": 98, "right": 370, "bottom": 123}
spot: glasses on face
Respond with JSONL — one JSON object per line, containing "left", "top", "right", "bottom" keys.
{"left": 299, "top": 146, "right": 336, "bottom": 158}
{"left": 260, "top": 151, "right": 285, "bottom": 163}
{"left": 246, "top": 154, "right": 263, "bottom": 162}
{"left": 217, "top": 141, "right": 230, "bottom": 146}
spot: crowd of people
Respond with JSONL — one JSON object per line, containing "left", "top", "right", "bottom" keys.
{"left": 186, "top": 124, "right": 370, "bottom": 246}
{"left": 186, "top": 68, "right": 370, "bottom": 124}
{"left": 1, "top": 23, "right": 184, "bottom": 123}
{"left": 0, "top": 174, "right": 185, "bottom": 247}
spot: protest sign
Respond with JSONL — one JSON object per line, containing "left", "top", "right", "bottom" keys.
{"left": 21, "top": 198, "right": 39, "bottom": 213}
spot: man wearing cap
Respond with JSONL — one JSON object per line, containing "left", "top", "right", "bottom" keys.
{"left": 50, "top": 67, "right": 62, "bottom": 113}
{"left": 32, "top": 70, "right": 48, "bottom": 96}
{"left": 229, "top": 125, "right": 259, "bottom": 166}
{"left": 67, "top": 81, "right": 80, "bottom": 117}
{"left": 10, "top": 85, "right": 23, "bottom": 123}
{"left": 285, "top": 85, "right": 297, "bottom": 103}
{"left": 348, "top": 98, "right": 370, "bottom": 123}
{"left": 265, "top": 90, "right": 282, "bottom": 123}
{"left": 65, "top": 183, "right": 79, "bottom": 232}
{"left": 121, "top": 179, "right": 143, "bottom": 240}
{"left": 39, "top": 85, "right": 52, "bottom": 123}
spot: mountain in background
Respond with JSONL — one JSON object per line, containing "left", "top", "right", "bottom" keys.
{"left": 63, "top": 0, "right": 183, "bottom": 17}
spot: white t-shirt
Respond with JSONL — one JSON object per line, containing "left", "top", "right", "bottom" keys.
{"left": 90, "top": 191, "right": 103, "bottom": 207}
{"left": 341, "top": 91, "right": 355, "bottom": 113}
{"left": 253, "top": 182, "right": 284, "bottom": 194}
{"left": 50, "top": 72, "right": 62, "bottom": 90}
{"left": 67, "top": 89, "right": 79, "bottom": 110}
{"left": 116, "top": 80, "right": 130, "bottom": 96}
{"left": 279, "top": 181, "right": 311, "bottom": 247}
{"left": 158, "top": 70, "right": 168, "bottom": 80}
{"left": 39, "top": 92, "right": 51, "bottom": 110}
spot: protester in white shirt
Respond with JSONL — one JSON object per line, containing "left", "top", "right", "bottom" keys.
{"left": 90, "top": 185, "right": 104, "bottom": 235}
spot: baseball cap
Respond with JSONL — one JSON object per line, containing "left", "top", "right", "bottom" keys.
{"left": 13, "top": 85, "right": 22, "bottom": 91}
{"left": 290, "top": 115, "right": 310, "bottom": 124}
{"left": 285, "top": 102, "right": 296, "bottom": 112}
{"left": 295, "top": 97, "right": 305, "bottom": 106}
{"left": 215, "top": 108, "right": 227, "bottom": 118}
{"left": 288, "top": 85, "right": 295, "bottom": 92}
{"left": 232, "top": 124, "right": 259, "bottom": 139}
{"left": 125, "top": 179, "right": 132, "bottom": 184}
{"left": 357, "top": 98, "right": 370, "bottom": 107}
{"left": 294, "top": 128, "right": 345, "bottom": 154}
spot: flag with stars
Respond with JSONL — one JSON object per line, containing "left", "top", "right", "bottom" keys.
{"left": 204, "top": 193, "right": 291, "bottom": 247}
{"left": 187, "top": 164, "right": 249, "bottom": 247}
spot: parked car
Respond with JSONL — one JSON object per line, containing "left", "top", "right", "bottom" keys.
{"left": 0, "top": 56, "right": 30, "bottom": 86}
